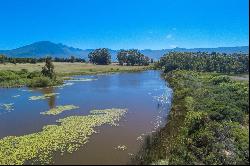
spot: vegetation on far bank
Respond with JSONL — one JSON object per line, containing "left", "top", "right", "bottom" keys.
{"left": 155, "top": 52, "right": 249, "bottom": 74}
{"left": 0, "top": 48, "right": 153, "bottom": 87}
{"left": 0, "top": 58, "right": 62, "bottom": 88}
{"left": 0, "top": 62, "right": 150, "bottom": 88}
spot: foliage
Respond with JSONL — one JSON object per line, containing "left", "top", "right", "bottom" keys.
{"left": 0, "top": 69, "right": 62, "bottom": 88}
{"left": 136, "top": 70, "right": 249, "bottom": 165}
{"left": 166, "top": 71, "right": 249, "bottom": 165}
{"left": 27, "top": 77, "right": 62, "bottom": 88}
{"left": 117, "top": 49, "right": 150, "bottom": 66}
{"left": 41, "top": 57, "right": 55, "bottom": 79}
{"left": 0, "top": 108, "right": 127, "bottom": 164}
{"left": 156, "top": 52, "right": 249, "bottom": 74}
{"left": 0, "top": 54, "right": 85, "bottom": 64}
{"left": 88, "top": 48, "right": 111, "bottom": 65}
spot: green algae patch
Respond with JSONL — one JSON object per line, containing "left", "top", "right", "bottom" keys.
{"left": 12, "top": 95, "right": 21, "bottom": 98}
{"left": 41, "top": 105, "right": 80, "bottom": 115}
{"left": 0, "top": 108, "right": 127, "bottom": 165}
{"left": 0, "top": 103, "right": 14, "bottom": 111}
{"left": 116, "top": 145, "right": 127, "bottom": 151}
{"left": 29, "top": 93, "right": 59, "bottom": 101}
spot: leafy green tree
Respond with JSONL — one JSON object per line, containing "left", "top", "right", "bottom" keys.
{"left": 88, "top": 48, "right": 111, "bottom": 65}
{"left": 70, "top": 56, "right": 75, "bottom": 63}
{"left": 41, "top": 57, "right": 55, "bottom": 79}
{"left": 157, "top": 52, "right": 249, "bottom": 74}
{"left": 116, "top": 49, "right": 150, "bottom": 66}
{"left": 0, "top": 55, "right": 6, "bottom": 64}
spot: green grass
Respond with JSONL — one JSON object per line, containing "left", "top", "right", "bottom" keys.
{"left": 0, "top": 70, "right": 63, "bottom": 88}
{"left": 0, "top": 62, "right": 149, "bottom": 76}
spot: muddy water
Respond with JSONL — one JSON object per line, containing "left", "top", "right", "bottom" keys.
{"left": 0, "top": 70, "right": 172, "bottom": 165}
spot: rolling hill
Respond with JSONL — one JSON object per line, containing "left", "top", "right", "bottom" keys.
{"left": 0, "top": 41, "right": 248, "bottom": 61}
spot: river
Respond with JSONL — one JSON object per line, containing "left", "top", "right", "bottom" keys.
{"left": 0, "top": 70, "right": 172, "bottom": 165}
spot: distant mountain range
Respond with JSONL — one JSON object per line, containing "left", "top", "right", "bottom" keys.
{"left": 0, "top": 41, "right": 248, "bottom": 61}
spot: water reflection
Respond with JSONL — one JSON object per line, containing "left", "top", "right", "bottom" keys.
{"left": 31, "top": 87, "right": 56, "bottom": 109}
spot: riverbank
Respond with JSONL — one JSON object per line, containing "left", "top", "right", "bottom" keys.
{"left": 0, "top": 63, "right": 150, "bottom": 87}
{"left": 136, "top": 70, "right": 249, "bottom": 165}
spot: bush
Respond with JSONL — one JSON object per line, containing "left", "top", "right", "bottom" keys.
{"left": 27, "top": 76, "right": 63, "bottom": 88}
{"left": 27, "top": 77, "right": 51, "bottom": 87}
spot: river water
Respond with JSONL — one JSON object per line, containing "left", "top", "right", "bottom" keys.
{"left": 0, "top": 70, "right": 172, "bottom": 165}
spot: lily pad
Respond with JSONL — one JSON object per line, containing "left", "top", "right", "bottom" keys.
{"left": 0, "top": 108, "right": 127, "bottom": 165}
{"left": 0, "top": 103, "right": 14, "bottom": 111}
{"left": 12, "top": 95, "right": 21, "bottom": 98}
{"left": 29, "top": 93, "right": 59, "bottom": 101}
{"left": 116, "top": 145, "right": 127, "bottom": 151}
{"left": 41, "top": 105, "right": 80, "bottom": 115}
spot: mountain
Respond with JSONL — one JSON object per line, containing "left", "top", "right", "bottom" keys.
{"left": 0, "top": 41, "right": 248, "bottom": 61}
{"left": 0, "top": 41, "right": 88, "bottom": 59}
{"left": 140, "top": 46, "right": 249, "bottom": 60}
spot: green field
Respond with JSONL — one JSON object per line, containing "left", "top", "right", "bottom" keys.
{"left": 0, "top": 62, "right": 149, "bottom": 76}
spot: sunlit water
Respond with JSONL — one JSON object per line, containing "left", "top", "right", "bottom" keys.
{"left": 0, "top": 70, "right": 172, "bottom": 165}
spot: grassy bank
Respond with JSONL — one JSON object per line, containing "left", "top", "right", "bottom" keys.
{"left": 0, "top": 70, "right": 63, "bottom": 88}
{"left": 136, "top": 70, "right": 249, "bottom": 165}
{"left": 0, "top": 62, "right": 149, "bottom": 87}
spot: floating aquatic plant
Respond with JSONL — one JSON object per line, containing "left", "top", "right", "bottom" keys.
{"left": 128, "top": 153, "right": 134, "bottom": 156}
{"left": 116, "top": 145, "right": 127, "bottom": 151}
{"left": 29, "top": 93, "right": 59, "bottom": 101}
{"left": 0, "top": 103, "right": 14, "bottom": 111}
{"left": 136, "top": 136, "right": 143, "bottom": 141}
{"left": 12, "top": 95, "right": 21, "bottom": 98}
{"left": 41, "top": 105, "right": 80, "bottom": 115}
{"left": 0, "top": 108, "right": 127, "bottom": 165}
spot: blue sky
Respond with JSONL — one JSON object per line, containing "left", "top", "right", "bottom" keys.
{"left": 0, "top": 0, "right": 249, "bottom": 50}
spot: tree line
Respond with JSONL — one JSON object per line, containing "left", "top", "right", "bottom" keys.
{"left": 0, "top": 48, "right": 152, "bottom": 66}
{"left": 156, "top": 52, "right": 249, "bottom": 74}
{"left": 0, "top": 55, "right": 85, "bottom": 64}
{"left": 88, "top": 48, "right": 152, "bottom": 65}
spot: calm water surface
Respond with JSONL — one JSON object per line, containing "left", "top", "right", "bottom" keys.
{"left": 0, "top": 70, "right": 172, "bottom": 165}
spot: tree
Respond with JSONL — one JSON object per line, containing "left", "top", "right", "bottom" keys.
{"left": 41, "top": 57, "right": 55, "bottom": 79}
{"left": 156, "top": 52, "right": 249, "bottom": 74}
{"left": 116, "top": 49, "right": 150, "bottom": 66}
{"left": 117, "top": 50, "right": 127, "bottom": 65}
{"left": 70, "top": 56, "right": 75, "bottom": 63}
{"left": 88, "top": 48, "right": 111, "bottom": 65}
{"left": 0, "top": 55, "right": 6, "bottom": 64}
